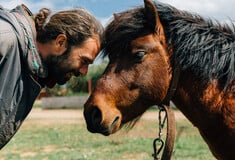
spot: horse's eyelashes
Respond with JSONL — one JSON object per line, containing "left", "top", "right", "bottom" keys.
{"left": 135, "top": 51, "right": 146, "bottom": 59}
{"left": 131, "top": 51, "right": 146, "bottom": 63}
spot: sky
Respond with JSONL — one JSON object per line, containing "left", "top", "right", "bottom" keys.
{"left": 1, "top": 0, "right": 235, "bottom": 26}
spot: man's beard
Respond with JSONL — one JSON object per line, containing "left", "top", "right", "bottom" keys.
{"left": 43, "top": 46, "right": 77, "bottom": 85}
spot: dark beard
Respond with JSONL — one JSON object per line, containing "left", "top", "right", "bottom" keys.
{"left": 43, "top": 46, "right": 73, "bottom": 85}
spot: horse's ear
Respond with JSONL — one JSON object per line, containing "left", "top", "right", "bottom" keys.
{"left": 144, "top": 0, "right": 165, "bottom": 40}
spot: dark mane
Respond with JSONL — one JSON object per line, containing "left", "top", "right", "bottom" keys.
{"left": 102, "top": 1, "right": 235, "bottom": 88}
{"left": 102, "top": 6, "right": 147, "bottom": 58}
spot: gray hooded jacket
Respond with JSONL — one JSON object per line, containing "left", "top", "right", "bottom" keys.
{"left": 0, "top": 5, "right": 47, "bottom": 149}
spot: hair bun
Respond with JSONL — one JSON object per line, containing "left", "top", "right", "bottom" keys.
{"left": 34, "top": 8, "right": 51, "bottom": 31}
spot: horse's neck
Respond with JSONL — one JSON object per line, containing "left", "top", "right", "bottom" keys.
{"left": 171, "top": 70, "right": 224, "bottom": 127}
{"left": 172, "top": 69, "right": 235, "bottom": 159}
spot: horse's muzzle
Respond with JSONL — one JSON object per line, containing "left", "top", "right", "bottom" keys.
{"left": 83, "top": 105, "right": 121, "bottom": 136}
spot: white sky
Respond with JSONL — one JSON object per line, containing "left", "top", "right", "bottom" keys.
{"left": 0, "top": 0, "right": 234, "bottom": 25}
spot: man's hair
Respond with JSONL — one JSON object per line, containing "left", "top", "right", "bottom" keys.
{"left": 34, "top": 7, "right": 103, "bottom": 46}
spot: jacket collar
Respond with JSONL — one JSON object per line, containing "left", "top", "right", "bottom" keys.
{"left": 12, "top": 5, "right": 48, "bottom": 78}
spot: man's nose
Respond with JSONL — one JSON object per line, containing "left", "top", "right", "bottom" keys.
{"left": 79, "top": 64, "right": 88, "bottom": 75}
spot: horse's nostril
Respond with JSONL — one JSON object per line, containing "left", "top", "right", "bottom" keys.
{"left": 112, "top": 116, "right": 120, "bottom": 126}
{"left": 91, "top": 107, "right": 102, "bottom": 126}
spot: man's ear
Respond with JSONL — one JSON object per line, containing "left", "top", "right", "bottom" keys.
{"left": 55, "top": 34, "right": 67, "bottom": 54}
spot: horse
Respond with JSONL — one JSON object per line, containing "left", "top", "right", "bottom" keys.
{"left": 83, "top": 0, "right": 235, "bottom": 159}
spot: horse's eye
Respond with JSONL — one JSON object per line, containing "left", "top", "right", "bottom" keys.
{"left": 134, "top": 51, "right": 146, "bottom": 60}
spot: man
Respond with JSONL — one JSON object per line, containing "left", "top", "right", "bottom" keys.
{"left": 0, "top": 4, "right": 103, "bottom": 148}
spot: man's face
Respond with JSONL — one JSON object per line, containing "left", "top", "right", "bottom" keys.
{"left": 44, "top": 37, "right": 100, "bottom": 85}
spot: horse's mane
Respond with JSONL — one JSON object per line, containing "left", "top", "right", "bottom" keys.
{"left": 102, "top": 1, "right": 235, "bottom": 88}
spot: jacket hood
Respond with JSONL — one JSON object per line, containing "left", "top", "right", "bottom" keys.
{"left": 0, "top": 5, "right": 48, "bottom": 78}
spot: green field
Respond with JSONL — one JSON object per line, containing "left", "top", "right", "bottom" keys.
{"left": 0, "top": 109, "right": 215, "bottom": 160}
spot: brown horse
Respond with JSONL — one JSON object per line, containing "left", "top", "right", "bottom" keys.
{"left": 84, "top": 0, "right": 235, "bottom": 159}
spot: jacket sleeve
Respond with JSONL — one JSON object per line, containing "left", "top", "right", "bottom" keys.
{"left": 0, "top": 19, "right": 23, "bottom": 148}
{"left": 0, "top": 7, "right": 43, "bottom": 149}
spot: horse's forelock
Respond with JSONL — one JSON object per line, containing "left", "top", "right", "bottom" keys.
{"left": 102, "top": 7, "right": 146, "bottom": 58}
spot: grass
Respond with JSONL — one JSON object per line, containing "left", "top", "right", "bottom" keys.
{"left": 0, "top": 109, "right": 215, "bottom": 160}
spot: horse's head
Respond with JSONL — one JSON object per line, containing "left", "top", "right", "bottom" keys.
{"left": 84, "top": 0, "right": 172, "bottom": 135}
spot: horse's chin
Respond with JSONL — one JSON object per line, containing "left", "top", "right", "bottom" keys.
{"left": 86, "top": 114, "right": 122, "bottom": 136}
{"left": 100, "top": 115, "right": 142, "bottom": 136}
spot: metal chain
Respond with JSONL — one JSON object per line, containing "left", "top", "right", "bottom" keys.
{"left": 152, "top": 105, "right": 167, "bottom": 160}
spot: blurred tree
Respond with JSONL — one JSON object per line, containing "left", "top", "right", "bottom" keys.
{"left": 67, "top": 61, "right": 108, "bottom": 94}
